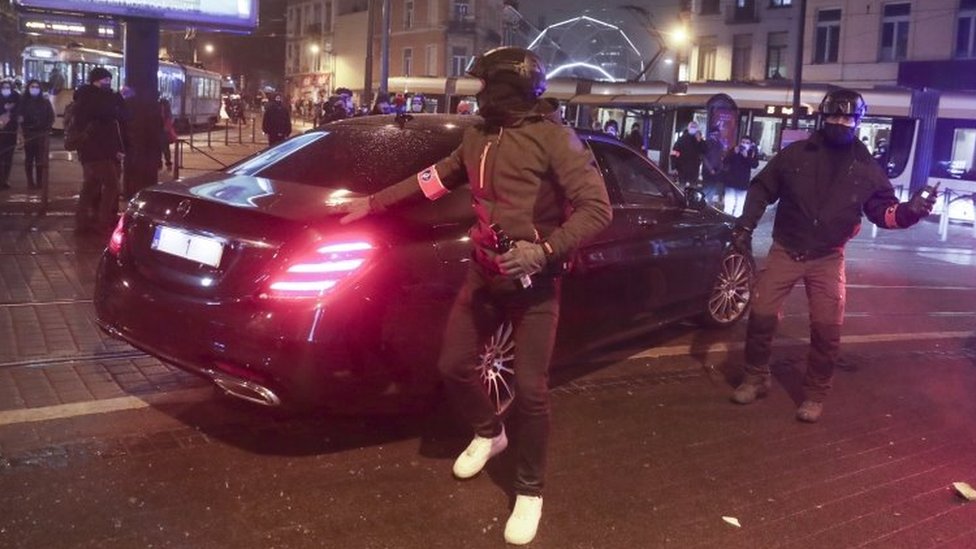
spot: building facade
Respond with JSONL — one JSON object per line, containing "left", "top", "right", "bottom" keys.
{"left": 687, "top": 0, "right": 976, "bottom": 88}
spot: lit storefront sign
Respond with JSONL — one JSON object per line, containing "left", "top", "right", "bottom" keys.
{"left": 19, "top": 14, "right": 118, "bottom": 38}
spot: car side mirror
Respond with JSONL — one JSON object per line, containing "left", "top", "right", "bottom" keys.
{"left": 685, "top": 188, "right": 707, "bottom": 209}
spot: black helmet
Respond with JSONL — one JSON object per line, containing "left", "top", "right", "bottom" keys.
{"left": 819, "top": 88, "right": 867, "bottom": 121}
{"left": 466, "top": 47, "right": 547, "bottom": 98}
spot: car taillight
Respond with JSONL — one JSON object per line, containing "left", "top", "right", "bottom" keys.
{"left": 108, "top": 215, "right": 126, "bottom": 255}
{"left": 267, "top": 240, "right": 374, "bottom": 298}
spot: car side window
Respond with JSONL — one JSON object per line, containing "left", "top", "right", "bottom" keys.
{"left": 587, "top": 139, "right": 676, "bottom": 204}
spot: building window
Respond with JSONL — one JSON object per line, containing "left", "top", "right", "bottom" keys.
{"left": 700, "top": 0, "right": 720, "bottom": 15}
{"left": 451, "top": 47, "right": 468, "bottom": 76}
{"left": 428, "top": 0, "right": 439, "bottom": 25}
{"left": 955, "top": 0, "right": 976, "bottom": 58}
{"left": 426, "top": 44, "right": 437, "bottom": 76}
{"left": 814, "top": 8, "right": 841, "bottom": 64}
{"left": 732, "top": 34, "right": 752, "bottom": 80}
{"left": 766, "top": 31, "right": 788, "bottom": 79}
{"left": 769, "top": 0, "right": 792, "bottom": 7}
{"left": 453, "top": 0, "right": 470, "bottom": 19}
{"left": 880, "top": 3, "right": 911, "bottom": 62}
{"left": 403, "top": 48, "right": 413, "bottom": 76}
{"left": 404, "top": 0, "right": 414, "bottom": 29}
{"left": 697, "top": 36, "right": 717, "bottom": 81}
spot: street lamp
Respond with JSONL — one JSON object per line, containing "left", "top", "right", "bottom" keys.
{"left": 204, "top": 43, "right": 215, "bottom": 54}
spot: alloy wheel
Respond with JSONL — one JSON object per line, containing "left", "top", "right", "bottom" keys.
{"left": 478, "top": 321, "right": 516, "bottom": 415}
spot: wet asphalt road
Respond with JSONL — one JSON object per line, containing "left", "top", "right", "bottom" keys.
{"left": 1, "top": 216, "right": 975, "bottom": 548}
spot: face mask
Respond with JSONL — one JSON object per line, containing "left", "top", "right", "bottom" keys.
{"left": 687, "top": 127, "right": 698, "bottom": 135}
{"left": 100, "top": 82, "right": 112, "bottom": 90}
{"left": 0, "top": 89, "right": 9, "bottom": 97}
{"left": 822, "top": 122, "right": 857, "bottom": 147}
{"left": 29, "top": 88, "right": 41, "bottom": 96}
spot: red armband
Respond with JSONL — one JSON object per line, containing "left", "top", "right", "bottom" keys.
{"left": 417, "top": 165, "right": 449, "bottom": 200}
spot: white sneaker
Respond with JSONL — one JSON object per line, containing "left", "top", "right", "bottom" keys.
{"left": 451, "top": 427, "right": 507, "bottom": 479}
{"left": 504, "top": 495, "right": 543, "bottom": 545}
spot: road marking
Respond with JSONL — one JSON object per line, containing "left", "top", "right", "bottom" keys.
{"left": 845, "top": 284, "right": 976, "bottom": 291}
{"left": 626, "top": 331, "right": 974, "bottom": 360}
{"left": 0, "top": 388, "right": 212, "bottom": 427}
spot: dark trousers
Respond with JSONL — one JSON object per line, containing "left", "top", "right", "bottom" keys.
{"left": 267, "top": 133, "right": 287, "bottom": 147}
{"left": 744, "top": 242, "right": 846, "bottom": 401}
{"left": 161, "top": 141, "right": 172, "bottom": 167}
{"left": 77, "top": 160, "right": 120, "bottom": 231}
{"left": 438, "top": 265, "right": 561, "bottom": 497}
{"left": 0, "top": 132, "right": 15, "bottom": 186}
{"left": 24, "top": 134, "right": 49, "bottom": 188}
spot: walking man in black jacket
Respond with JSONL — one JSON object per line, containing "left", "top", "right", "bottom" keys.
{"left": 730, "top": 89, "right": 936, "bottom": 422}
{"left": 73, "top": 67, "right": 126, "bottom": 233}
{"left": 339, "top": 47, "right": 612, "bottom": 544}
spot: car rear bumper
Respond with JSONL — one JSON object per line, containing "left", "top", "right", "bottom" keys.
{"left": 94, "top": 254, "right": 361, "bottom": 407}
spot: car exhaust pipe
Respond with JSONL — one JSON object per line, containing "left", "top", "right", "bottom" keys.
{"left": 205, "top": 369, "right": 282, "bottom": 407}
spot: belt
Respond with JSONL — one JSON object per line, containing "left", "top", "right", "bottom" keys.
{"left": 783, "top": 248, "right": 839, "bottom": 262}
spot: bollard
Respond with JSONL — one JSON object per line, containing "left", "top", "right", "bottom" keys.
{"left": 207, "top": 124, "right": 212, "bottom": 149}
{"left": 173, "top": 140, "right": 181, "bottom": 180}
{"left": 224, "top": 121, "right": 229, "bottom": 146}
{"left": 939, "top": 187, "right": 951, "bottom": 242}
{"left": 251, "top": 116, "right": 256, "bottom": 143}
{"left": 972, "top": 193, "right": 976, "bottom": 239}
{"left": 238, "top": 117, "right": 243, "bottom": 144}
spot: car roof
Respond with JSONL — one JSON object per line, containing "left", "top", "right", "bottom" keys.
{"left": 322, "top": 113, "right": 607, "bottom": 141}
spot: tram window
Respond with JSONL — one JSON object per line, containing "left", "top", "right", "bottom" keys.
{"left": 931, "top": 119, "right": 976, "bottom": 182}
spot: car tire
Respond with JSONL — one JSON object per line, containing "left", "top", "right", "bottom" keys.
{"left": 479, "top": 321, "right": 517, "bottom": 416}
{"left": 698, "top": 248, "right": 755, "bottom": 327}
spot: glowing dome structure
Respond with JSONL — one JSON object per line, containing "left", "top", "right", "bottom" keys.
{"left": 528, "top": 15, "right": 644, "bottom": 82}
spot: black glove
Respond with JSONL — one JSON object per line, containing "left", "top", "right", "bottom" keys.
{"left": 731, "top": 225, "right": 753, "bottom": 255}
{"left": 496, "top": 241, "right": 546, "bottom": 279}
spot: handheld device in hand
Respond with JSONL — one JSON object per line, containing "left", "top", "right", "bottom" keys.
{"left": 490, "top": 223, "right": 532, "bottom": 289}
{"left": 919, "top": 181, "right": 940, "bottom": 201}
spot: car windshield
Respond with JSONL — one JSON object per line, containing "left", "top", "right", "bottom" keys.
{"left": 227, "top": 124, "right": 464, "bottom": 194}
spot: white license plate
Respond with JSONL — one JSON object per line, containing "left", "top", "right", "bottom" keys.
{"left": 151, "top": 225, "right": 224, "bottom": 268}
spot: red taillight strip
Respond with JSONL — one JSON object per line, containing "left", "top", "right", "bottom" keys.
{"left": 267, "top": 239, "right": 374, "bottom": 299}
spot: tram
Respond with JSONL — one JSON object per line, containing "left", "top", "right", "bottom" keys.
{"left": 21, "top": 43, "right": 222, "bottom": 131}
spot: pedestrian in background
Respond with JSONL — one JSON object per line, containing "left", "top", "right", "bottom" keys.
{"left": 603, "top": 119, "right": 619, "bottom": 138}
{"left": 624, "top": 122, "right": 644, "bottom": 152}
{"left": 339, "top": 47, "right": 612, "bottom": 545}
{"left": 18, "top": 79, "right": 54, "bottom": 191}
{"left": 370, "top": 92, "right": 392, "bottom": 115}
{"left": 261, "top": 94, "right": 291, "bottom": 147}
{"left": 670, "top": 120, "right": 706, "bottom": 189}
{"left": 0, "top": 79, "right": 20, "bottom": 190}
{"left": 702, "top": 126, "right": 726, "bottom": 209}
{"left": 723, "top": 136, "right": 759, "bottom": 216}
{"left": 159, "top": 98, "right": 176, "bottom": 171}
{"left": 73, "top": 67, "right": 126, "bottom": 234}
{"left": 729, "top": 89, "right": 937, "bottom": 422}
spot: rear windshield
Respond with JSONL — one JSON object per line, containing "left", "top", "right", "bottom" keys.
{"left": 227, "top": 124, "right": 464, "bottom": 194}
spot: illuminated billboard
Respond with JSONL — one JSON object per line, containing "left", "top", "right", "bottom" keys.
{"left": 14, "top": 0, "right": 258, "bottom": 31}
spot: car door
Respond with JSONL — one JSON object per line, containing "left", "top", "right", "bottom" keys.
{"left": 582, "top": 138, "right": 722, "bottom": 324}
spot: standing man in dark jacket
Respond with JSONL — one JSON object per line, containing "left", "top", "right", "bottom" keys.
{"left": 73, "top": 67, "right": 126, "bottom": 233}
{"left": 262, "top": 94, "right": 291, "bottom": 146}
{"left": 723, "top": 136, "right": 759, "bottom": 215}
{"left": 18, "top": 79, "right": 55, "bottom": 190}
{"left": 0, "top": 79, "right": 19, "bottom": 190}
{"left": 670, "top": 120, "right": 706, "bottom": 188}
{"left": 340, "top": 47, "right": 612, "bottom": 545}
{"left": 729, "top": 89, "right": 937, "bottom": 422}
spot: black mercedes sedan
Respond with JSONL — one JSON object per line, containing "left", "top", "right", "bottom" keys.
{"left": 94, "top": 114, "right": 753, "bottom": 413}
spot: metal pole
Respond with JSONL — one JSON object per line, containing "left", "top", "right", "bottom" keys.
{"left": 207, "top": 123, "right": 212, "bottom": 149}
{"left": 379, "top": 0, "right": 391, "bottom": 96}
{"left": 363, "top": 0, "right": 376, "bottom": 108}
{"left": 251, "top": 115, "right": 256, "bottom": 143}
{"left": 791, "top": 0, "right": 807, "bottom": 130}
{"left": 173, "top": 141, "right": 181, "bottom": 180}
{"left": 938, "top": 188, "right": 950, "bottom": 241}
{"left": 224, "top": 119, "right": 229, "bottom": 146}
{"left": 238, "top": 116, "right": 243, "bottom": 144}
